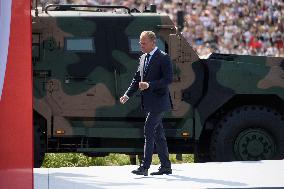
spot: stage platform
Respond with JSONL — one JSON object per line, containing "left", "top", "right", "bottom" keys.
{"left": 34, "top": 160, "right": 284, "bottom": 189}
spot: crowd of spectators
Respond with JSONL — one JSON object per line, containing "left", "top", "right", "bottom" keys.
{"left": 38, "top": 0, "right": 284, "bottom": 58}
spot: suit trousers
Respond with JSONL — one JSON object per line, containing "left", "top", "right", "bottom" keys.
{"left": 142, "top": 111, "right": 171, "bottom": 169}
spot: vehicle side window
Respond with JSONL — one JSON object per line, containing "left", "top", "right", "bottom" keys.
{"left": 128, "top": 37, "right": 166, "bottom": 53}
{"left": 65, "top": 38, "right": 95, "bottom": 52}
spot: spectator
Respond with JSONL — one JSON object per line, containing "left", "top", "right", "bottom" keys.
{"left": 36, "top": 0, "right": 284, "bottom": 57}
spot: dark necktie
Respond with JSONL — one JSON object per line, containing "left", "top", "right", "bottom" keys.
{"left": 143, "top": 54, "right": 151, "bottom": 73}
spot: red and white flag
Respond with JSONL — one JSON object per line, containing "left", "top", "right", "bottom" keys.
{"left": 0, "top": 0, "right": 33, "bottom": 188}
{"left": 0, "top": 0, "right": 12, "bottom": 100}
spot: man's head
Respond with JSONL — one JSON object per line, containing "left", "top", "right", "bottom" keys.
{"left": 140, "top": 31, "right": 156, "bottom": 53}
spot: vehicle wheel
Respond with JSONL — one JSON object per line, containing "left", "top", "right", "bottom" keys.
{"left": 34, "top": 124, "right": 46, "bottom": 168}
{"left": 210, "top": 105, "right": 284, "bottom": 161}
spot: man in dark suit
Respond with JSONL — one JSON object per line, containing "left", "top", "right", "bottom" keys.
{"left": 120, "top": 31, "right": 173, "bottom": 176}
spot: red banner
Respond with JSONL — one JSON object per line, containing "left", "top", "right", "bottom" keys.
{"left": 0, "top": 0, "right": 33, "bottom": 188}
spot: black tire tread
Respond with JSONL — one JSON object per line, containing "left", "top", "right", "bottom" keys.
{"left": 210, "top": 105, "right": 284, "bottom": 161}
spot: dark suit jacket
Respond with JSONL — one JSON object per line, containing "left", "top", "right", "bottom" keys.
{"left": 125, "top": 49, "right": 173, "bottom": 112}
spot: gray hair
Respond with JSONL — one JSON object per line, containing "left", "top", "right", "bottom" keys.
{"left": 140, "top": 31, "right": 156, "bottom": 42}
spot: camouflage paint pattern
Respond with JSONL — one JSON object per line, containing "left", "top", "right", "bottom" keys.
{"left": 32, "top": 8, "right": 284, "bottom": 154}
{"left": 184, "top": 54, "right": 284, "bottom": 130}
{"left": 32, "top": 10, "right": 197, "bottom": 140}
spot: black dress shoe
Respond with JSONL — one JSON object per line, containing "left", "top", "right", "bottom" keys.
{"left": 150, "top": 166, "right": 172, "bottom": 175}
{"left": 132, "top": 166, "right": 148, "bottom": 176}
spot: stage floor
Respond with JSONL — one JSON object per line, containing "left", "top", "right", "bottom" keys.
{"left": 34, "top": 160, "right": 284, "bottom": 189}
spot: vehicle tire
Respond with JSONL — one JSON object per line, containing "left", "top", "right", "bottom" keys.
{"left": 34, "top": 124, "right": 46, "bottom": 168}
{"left": 210, "top": 105, "right": 284, "bottom": 161}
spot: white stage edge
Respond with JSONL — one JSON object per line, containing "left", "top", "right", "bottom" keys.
{"left": 34, "top": 160, "right": 284, "bottom": 189}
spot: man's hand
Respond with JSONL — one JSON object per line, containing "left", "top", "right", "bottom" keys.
{"left": 120, "top": 95, "right": 129, "bottom": 104}
{"left": 139, "top": 82, "right": 149, "bottom": 91}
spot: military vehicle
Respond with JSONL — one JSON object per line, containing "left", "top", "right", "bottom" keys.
{"left": 32, "top": 4, "right": 284, "bottom": 167}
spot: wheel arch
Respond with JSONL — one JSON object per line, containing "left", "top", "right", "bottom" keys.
{"left": 196, "top": 94, "right": 284, "bottom": 161}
